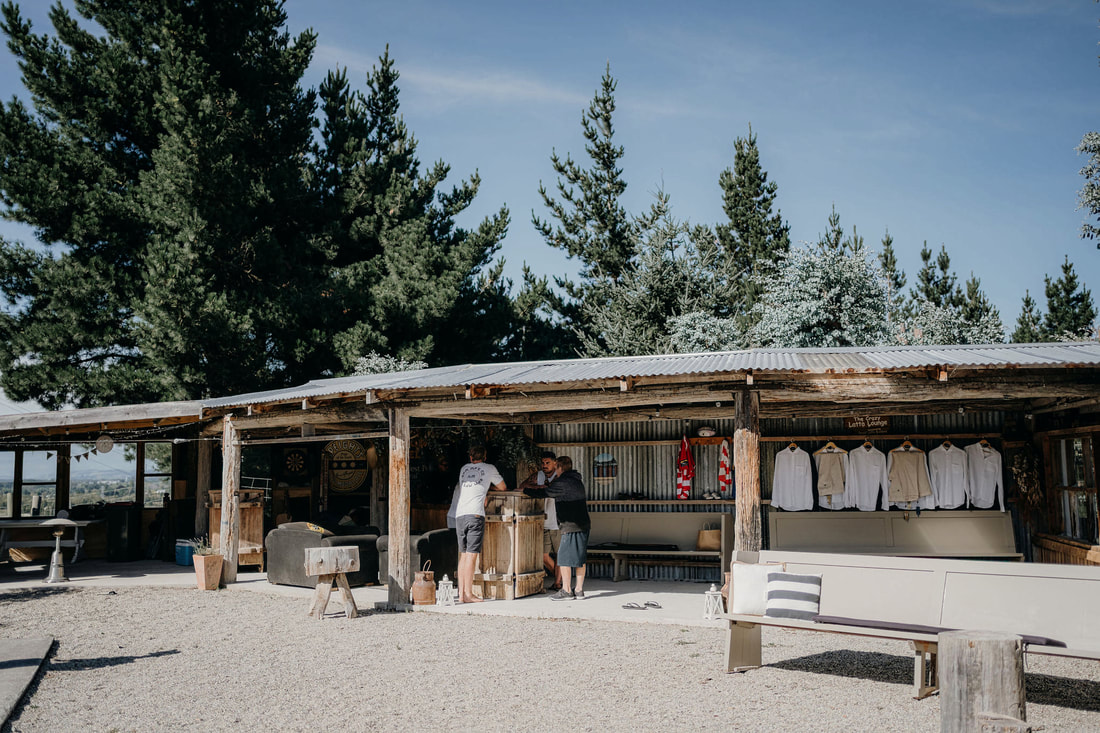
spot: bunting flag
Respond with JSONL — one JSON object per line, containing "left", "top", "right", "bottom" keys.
{"left": 676, "top": 435, "right": 695, "bottom": 499}
{"left": 718, "top": 439, "right": 733, "bottom": 495}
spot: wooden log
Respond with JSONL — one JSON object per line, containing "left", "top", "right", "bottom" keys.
{"left": 334, "top": 573, "right": 359, "bottom": 619}
{"left": 308, "top": 573, "right": 335, "bottom": 619}
{"left": 195, "top": 439, "right": 212, "bottom": 536}
{"left": 733, "top": 391, "right": 761, "bottom": 552}
{"left": 386, "top": 408, "right": 411, "bottom": 608}
{"left": 218, "top": 415, "right": 241, "bottom": 584}
{"left": 304, "top": 546, "right": 361, "bottom": 575}
{"left": 939, "top": 630, "right": 1026, "bottom": 733}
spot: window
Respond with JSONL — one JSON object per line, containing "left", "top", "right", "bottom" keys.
{"left": 1055, "top": 436, "right": 1097, "bottom": 544}
{"left": 141, "top": 443, "right": 173, "bottom": 508}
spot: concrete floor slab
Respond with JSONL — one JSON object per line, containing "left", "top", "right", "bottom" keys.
{"left": 0, "top": 637, "right": 52, "bottom": 725}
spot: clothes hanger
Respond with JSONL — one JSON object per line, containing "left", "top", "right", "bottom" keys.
{"left": 900, "top": 439, "right": 914, "bottom": 451}
{"left": 788, "top": 441, "right": 798, "bottom": 451}
{"left": 942, "top": 439, "right": 952, "bottom": 448}
{"left": 862, "top": 439, "right": 873, "bottom": 450}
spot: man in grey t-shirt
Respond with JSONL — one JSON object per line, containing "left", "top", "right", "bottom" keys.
{"left": 454, "top": 445, "right": 506, "bottom": 603}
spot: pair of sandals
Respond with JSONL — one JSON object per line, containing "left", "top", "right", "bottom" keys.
{"left": 622, "top": 601, "right": 662, "bottom": 610}
{"left": 701, "top": 492, "right": 725, "bottom": 500}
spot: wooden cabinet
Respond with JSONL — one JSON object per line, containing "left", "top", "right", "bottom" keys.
{"left": 474, "top": 491, "right": 545, "bottom": 600}
{"left": 208, "top": 488, "right": 266, "bottom": 571}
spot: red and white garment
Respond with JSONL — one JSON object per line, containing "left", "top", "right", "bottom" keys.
{"left": 676, "top": 435, "right": 695, "bottom": 499}
{"left": 718, "top": 439, "right": 733, "bottom": 495}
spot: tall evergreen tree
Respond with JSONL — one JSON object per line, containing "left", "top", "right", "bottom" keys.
{"left": 878, "top": 229, "right": 906, "bottom": 327}
{"left": 910, "top": 242, "right": 963, "bottom": 311}
{"left": 532, "top": 64, "right": 662, "bottom": 352}
{"left": 1042, "top": 256, "right": 1098, "bottom": 340}
{"left": 961, "top": 274, "right": 1001, "bottom": 328}
{"left": 1011, "top": 290, "right": 1045, "bottom": 343}
{"left": 713, "top": 127, "right": 790, "bottom": 330}
{"left": 0, "top": 0, "right": 320, "bottom": 407}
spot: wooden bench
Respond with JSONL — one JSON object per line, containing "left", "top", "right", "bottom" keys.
{"left": 588, "top": 512, "right": 732, "bottom": 581}
{"left": 725, "top": 550, "right": 1100, "bottom": 699}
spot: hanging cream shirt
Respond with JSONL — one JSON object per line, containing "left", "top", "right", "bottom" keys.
{"left": 928, "top": 444, "right": 970, "bottom": 509}
{"left": 814, "top": 449, "right": 848, "bottom": 510}
{"left": 965, "top": 442, "right": 1004, "bottom": 511}
{"left": 846, "top": 445, "right": 888, "bottom": 511}
{"left": 887, "top": 446, "right": 933, "bottom": 506}
{"left": 772, "top": 446, "right": 813, "bottom": 511}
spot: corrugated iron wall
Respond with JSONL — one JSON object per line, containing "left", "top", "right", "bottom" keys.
{"left": 536, "top": 411, "right": 1006, "bottom": 580}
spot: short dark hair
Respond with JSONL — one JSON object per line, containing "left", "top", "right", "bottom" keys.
{"left": 556, "top": 455, "right": 573, "bottom": 472}
{"left": 468, "top": 444, "right": 487, "bottom": 461}
{"left": 539, "top": 450, "right": 556, "bottom": 460}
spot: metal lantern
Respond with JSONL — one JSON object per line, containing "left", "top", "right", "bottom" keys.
{"left": 703, "top": 583, "right": 724, "bottom": 619}
{"left": 436, "top": 574, "right": 456, "bottom": 606}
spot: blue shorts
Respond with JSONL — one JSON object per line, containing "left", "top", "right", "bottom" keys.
{"left": 456, "top": 515, "right": 485, "bottom": 554}
{"left": 557, "top": 530, "right": 589, "bottom": 567}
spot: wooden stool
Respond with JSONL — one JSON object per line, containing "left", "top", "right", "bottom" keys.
{"left": 304, "top": 547, "right": 360, "bottom": 619}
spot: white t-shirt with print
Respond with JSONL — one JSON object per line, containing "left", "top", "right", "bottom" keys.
{"left": 455, "top": 461, "right": 504, "bottom": 518}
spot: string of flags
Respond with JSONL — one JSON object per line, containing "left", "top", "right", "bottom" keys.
{"left": 44, "top": 447, "right": 103, "bottom": 463}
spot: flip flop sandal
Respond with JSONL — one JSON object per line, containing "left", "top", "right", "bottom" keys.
{"left": 621, "top": 602, "right": 646, "bottom": 610}
{"left": 644, "top": 601, "right": 662, "bottom": 609}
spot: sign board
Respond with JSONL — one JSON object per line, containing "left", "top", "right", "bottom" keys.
{"left": 844, "top": 415, "right": 890, "bottom": 433}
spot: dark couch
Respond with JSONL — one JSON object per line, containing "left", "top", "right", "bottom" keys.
{"left": 265, "top": 524, "right": 381, "bottom": 588}
{"left": 376, "top": 528, "right": 458, "bottom": 585}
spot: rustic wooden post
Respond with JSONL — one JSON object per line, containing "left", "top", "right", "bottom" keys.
{"left": 939, "top": 631, "right": 1027, "bottom": 733}
{"left": 733, "top": 390, "right": 761, "bottom": 552}
{"left": 386, "top": 408, "right": 411, "bottom": 608}
{"left": 195, "top": 439, "right": 212, "bottom": 536}
{"left": 219, "top": 415, "right": 241, "bottom": 584}
{"left": 55, "top": 444, "right": 70, "bottom": 512}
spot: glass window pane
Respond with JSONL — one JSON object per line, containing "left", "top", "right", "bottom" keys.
{"left": 0, "top": 452, "right": 12, "bottom": 518}
{"left": 21, "top": 451, "right": 55, "bottom": 517}
{"left": 1058, "top": 439, "right": 1070, "bottom": 487}
{"left": 143, "top": 443, "right": 172, "bottom": 475}
{"left": 1072, "top": 439, "right": 1086, "bottom": 488}
{"left": 144, "top": 475, "right": 170, "bottom": 508}
{"left": 71, "top": 443, "right": 136, "bottom": 505}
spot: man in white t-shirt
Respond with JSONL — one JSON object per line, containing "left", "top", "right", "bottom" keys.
{"left": 454, "top": 445, "right": 506, "bottom": 603}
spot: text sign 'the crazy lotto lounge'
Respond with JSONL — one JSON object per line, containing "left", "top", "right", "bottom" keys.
{"left": 844, "top": 415, "right": 890, "bottom": 433}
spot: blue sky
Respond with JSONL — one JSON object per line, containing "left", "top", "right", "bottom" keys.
{"left": 0, "top": 0, "right": 1097, "bottom": 374}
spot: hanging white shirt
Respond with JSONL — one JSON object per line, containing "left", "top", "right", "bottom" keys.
{"left": 928, "top": 444, "right": 970, "bottom": 509}
{"left": 772, "top": 446, "right": 813, "bottom": 511}
{"left": 846, "top": 444, "right": 888, "bottom": 511}
{"left": 965, "top": 442, "right": 1004, "bottom": 511}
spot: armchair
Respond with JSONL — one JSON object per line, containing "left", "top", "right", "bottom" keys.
{"left": 264, "top": 523, "right": 381, "bottom": 588}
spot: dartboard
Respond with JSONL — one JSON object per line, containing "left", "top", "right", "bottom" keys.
{"left": 323, "top": 440, "right": 369, "bottom": 493}
{"left": 285, "top": 449, "right": 307, "bottom": 475}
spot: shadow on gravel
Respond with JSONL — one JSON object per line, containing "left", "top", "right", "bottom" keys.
{"left": 0, "top": 586, "right": 77, "bottom": 604}
{"left": 769, "top": 650, "right": 911, "bottom": 685}
{"left": 49, "top": 649, "right": 180, "bottom": 672}
{"left": 1026, "top": 673, "right": 1100, "bottom": 712}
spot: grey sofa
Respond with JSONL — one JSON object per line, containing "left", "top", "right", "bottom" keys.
{"left": 376, "top": 528, "right": 458, "bottom": 584}
{"left": 264, "top": 524, "right": 381, "bottom": 588}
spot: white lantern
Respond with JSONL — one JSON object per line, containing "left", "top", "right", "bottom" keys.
{"left": 703, "top": 583, "right": 724, "bottom": 620}
{"left": 436, "top": 574, "right": 456, "bottom": 606}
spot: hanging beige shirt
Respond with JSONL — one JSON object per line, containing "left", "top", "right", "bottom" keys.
{"left": 887, "top": 448, "right": 933, "bottom": 503}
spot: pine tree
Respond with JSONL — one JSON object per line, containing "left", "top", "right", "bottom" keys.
{"left": 961, "top": 274, "right": 1001, "bottom": 331}
{"left": 532, "top": 64, "right": 663, "bottom": 352}
{"left": 713, "top": 127, "right": 790, "bottom": 329}
{"left": 1042, "top": 256, "right": 1098, "bottom": 340}
{"left": 0, "top": 0, "right": 321, "bottom": 407}
{"left": 878, "top": 229, "right": 906, "bottom": 327}
{"left": 910, "top": 242, "right": 963, "bottom": 311}
{"left": 1011, "top": 290, "right": 1045, "bottom": 343}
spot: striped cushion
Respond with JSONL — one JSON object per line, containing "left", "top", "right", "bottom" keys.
{"left": 764, "top": 571, "right": 822, "bottom": 621}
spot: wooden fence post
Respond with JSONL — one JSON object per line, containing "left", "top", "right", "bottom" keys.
{"left": 219, "top": 415, "right": 241, "bottom": 584}
{"left": 940, "top": 630, "right": 1027, "bottom": 733}
{"left": 195, "top": 439, "right": 212, "bottom": 537}
{"left": 733, "top": 390, "right": 761, "bottom": 552}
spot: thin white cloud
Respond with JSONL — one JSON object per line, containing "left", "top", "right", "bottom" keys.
{"left": 314, "top": 44, "right": 587, "bottom": 107}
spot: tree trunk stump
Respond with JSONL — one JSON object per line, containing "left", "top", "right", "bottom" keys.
{"left": 939, "top": 630, "right": 1027, "bottom": 733}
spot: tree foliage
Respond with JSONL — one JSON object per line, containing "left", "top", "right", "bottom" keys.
{"left": 878, "top": 229, "right": 906, "bottom": 327}
{"left": 1042, "top": 256, "right": 1097, "bottom": 340}
{"left": 1011, "top": 290, "right": 1044, "bottom": 343}
{"left": 749, "top": 211, "right": 890, "bottom": 348}
{"left": 1077, "top": 131, "right": 1100, "bottom": 246}
{"left": 0, "top": 4, "right": 510, "bottom": 409}
{"left": 900, "top": 299, "right": 1004, "bottom": 346}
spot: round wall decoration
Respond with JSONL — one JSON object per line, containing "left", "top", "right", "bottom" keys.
{"left": 95, "top": 434, "right": 114, "bottom": 453}
{"left": 323, "top": 439, "right": 369, "bottom": 493}
{"left": 284, "top": 449, "right": 307, "bottom": 476}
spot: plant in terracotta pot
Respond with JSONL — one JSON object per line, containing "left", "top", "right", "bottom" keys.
{"left": 191, "top": 536, "right": 223, "bottom": 590}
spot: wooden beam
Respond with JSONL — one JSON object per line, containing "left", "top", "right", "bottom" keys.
{"left": 733, "top": 391, "right": 761, "bottom": 552}
{"left": 135, "top": 442, "right": 145, "bottom": 507}
{"left": 200, "top": 404, "right": 386, "bottom": 435}
{"left": 195, "top": 439, "right": 212, "bottom": 536}
{"left": 219, "top": 416, "right": 241, "bottom": 584}
{"left": 55, "top": 445, "right": 70, "bottom": 511}
{"left": 409, "top": 385, "right": 734, "bottom": 417}
{"left": 386, "top": 408, "right": 411, "bottom": 608}
{"left": 239, "top": 431, "right": 389, "bottom": 446}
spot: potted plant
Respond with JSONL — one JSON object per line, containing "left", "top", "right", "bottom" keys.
{"left": 191, "top": 536, "right": 223, "bottom": 591}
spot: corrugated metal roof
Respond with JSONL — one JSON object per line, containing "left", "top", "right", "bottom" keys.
{"left": 200, "top": 342, "right": 1100, "bottom": 410}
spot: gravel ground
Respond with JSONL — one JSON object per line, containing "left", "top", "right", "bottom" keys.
{"left": 2, "top": 585, "right": 1099, "bottom": 732}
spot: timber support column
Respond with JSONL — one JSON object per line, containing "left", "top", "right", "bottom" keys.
{"left": 386, "top": 408, "right": 412, "bottom": 608}
{"left": 195, "top": 439, "right": 212, "bottom": 536}
{"left": 733, "top": 390, "right": 761, "bottom": 552}
{"left": 219, "top": 415, "right": 241, "bottom": 584}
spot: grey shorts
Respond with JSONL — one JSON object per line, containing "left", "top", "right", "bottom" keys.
{"left": 456, "top": 515, "right": 485, "bottom": 554}
{"left": 557, "top": 530, "right": 589, "bottom": 568}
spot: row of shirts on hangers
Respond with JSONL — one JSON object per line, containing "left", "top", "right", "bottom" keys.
{"left": 771, "top": 440, "right": 1003, "bottom": 512}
